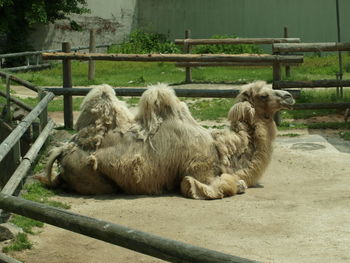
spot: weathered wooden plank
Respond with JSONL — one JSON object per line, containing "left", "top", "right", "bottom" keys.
{"left": 293, "top": 102, "right": 350, "bottom": 110}
{"left": 174, "top": 38, "right": 301, "bottom": 45}
{"left": 274, "top": 79, "right": 350, "bottom": 88}
{"left": 175, "top": 62, "right": 301, "bottom": 67}
{"left": 273, "top": 42, "right": 350, "bottom": 53}
{"left": 0, "top": 120, "right": 54, "bottom": 197}
{"left": 0, "top": 92, "right": 54, "bottom": 163}
{"left": 0, "top": 193, "right": 259, "bottom": 263}
{"left": 42, "top": 53, "right": 303, "bottom": 64}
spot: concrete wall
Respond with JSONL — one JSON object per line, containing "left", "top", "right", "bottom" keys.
{"left": 137, "top": 0, "right": 350, "bottom": 43}
{"left": 30, "top": 0, "right": 350, "bottom": 50}
{"left": 30, "top": 0, "right": 137, "bottom": 50}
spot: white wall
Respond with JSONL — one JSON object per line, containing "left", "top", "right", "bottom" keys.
{"left": 29, "top": 0, "right": 137, "bottom": 50}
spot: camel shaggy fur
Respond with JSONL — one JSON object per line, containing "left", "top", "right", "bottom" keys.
{"left": 36, "top": 82, "right": 294, "bottom": 199}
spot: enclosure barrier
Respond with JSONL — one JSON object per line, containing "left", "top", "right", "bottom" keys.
{"left": 0, "top": 71, "right": 54, "bottom": 224}
{"left": 44, "top": 87, "right": 301, "bottom": 99}
{"left": 174, "top": 37, "right": 301, "bottom": 45}
{"left": 42, "top": 52, "right": 302, "bottom": 63}
{"left": 0, "top": 92, "right": 54, "bottom": 163}
{"left": 272, "top": 42, "right": 350, "bottom": 111}
{"left": 0, "top": 44, "right": 109, "bottom": 72}
{"left": 42, "top": 51, "right": 302, "bottom": 129}
{"left": 0, "top": 193, "right": 258, "bottom": 263}
{"left": 175, "top": 31, "right": 301, "bottom": 82}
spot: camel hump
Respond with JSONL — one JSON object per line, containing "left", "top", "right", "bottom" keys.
{"left": 75, "top": 84, "right": 133, "bottom": 132}
{"left": 135, "top": 83, "right": 187, "bottom": 132}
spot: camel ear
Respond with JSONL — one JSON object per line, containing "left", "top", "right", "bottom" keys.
{"left": 239, "top": 90, "right": 251, "bottom": 102}
{"left": 228, "top": 101, "right": 255, "bottom": 123}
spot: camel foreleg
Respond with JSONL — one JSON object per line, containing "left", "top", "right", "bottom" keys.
{"left": 180, "top": 174, "right": 247, "bottom": 200}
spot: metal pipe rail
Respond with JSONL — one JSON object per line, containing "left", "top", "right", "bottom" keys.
{"left": 0, "top": 71, "right": 41, "bottom": 93}
{"left": 0, "top": 44, "right": 110, "bottom": 59}
{"left": 0, "top": 193, "right": 259, "bottom": 263}
{"left": 44, "top": 87, "right": 301, "bottom": 99}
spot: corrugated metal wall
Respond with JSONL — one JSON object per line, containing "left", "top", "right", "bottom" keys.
{"left": 137, "top": 0, "right": 350, "bottom": 42}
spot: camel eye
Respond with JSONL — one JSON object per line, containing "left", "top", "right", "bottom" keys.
{"left": 260, "top": 95, "right": 269, "bottom": 100}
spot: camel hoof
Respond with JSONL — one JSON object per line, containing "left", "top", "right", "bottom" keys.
{"left": 237, "top": 180, "right": 247, "bottom": 194}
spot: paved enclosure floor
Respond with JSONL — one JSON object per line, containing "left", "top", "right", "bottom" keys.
{"left": 8, "top": 134, "right": 350, "bottom": 263}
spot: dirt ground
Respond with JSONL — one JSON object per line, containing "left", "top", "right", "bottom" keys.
{"left": 5, "top": 85, "right": 350, "bottom": 263}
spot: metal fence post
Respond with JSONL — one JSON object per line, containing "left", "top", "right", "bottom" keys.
{"left": 284, "top": 27, "right": 291, "bottom": 78}
{"left": 62, "top": 42, "right": 73, "bottom": 129}
{"left": 88, "top": 29, "right": 96, "bottom": 81}
{"left": 184, "top": 29, "right": 192, "bottom": 83}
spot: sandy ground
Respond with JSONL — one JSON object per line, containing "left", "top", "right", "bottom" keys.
{"left": 5, "top": 85, "right": 350, "bottom": 263}
{"left": 5, "top": 135, "right": 349, "bottom": 263}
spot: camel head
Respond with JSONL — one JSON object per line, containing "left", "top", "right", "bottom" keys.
{"left": 229, "top": 81, "right": 295, "bottom": 122}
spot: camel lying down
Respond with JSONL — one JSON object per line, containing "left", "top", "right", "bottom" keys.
{"left": 36, "top": 81, "right": 294, "bottom": 199}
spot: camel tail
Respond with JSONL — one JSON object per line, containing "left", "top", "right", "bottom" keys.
{"left": 34, "top": 146, "right": 64, "bottom": 188}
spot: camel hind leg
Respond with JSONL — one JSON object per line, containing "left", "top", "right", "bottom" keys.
{"left": 180, "top": 174, "right": 247, "bottom": 200}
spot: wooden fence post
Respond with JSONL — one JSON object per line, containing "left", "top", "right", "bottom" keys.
{"left": 38, "top": 90, "right": 48, "bottom": 129}
{"left": 88, "top": 29, "right": 96, "bottom": 81}
{"left": 284, "top": 27, "right": 291, "bottom": 78}
{"left": 5, "top": 75, "right": 12, "bottom": 122}
{"left": 184, "top": 29, "right": 192, "bottom": 83}
{"left": 62, "top": 42, "right": 73, "bottom": 129}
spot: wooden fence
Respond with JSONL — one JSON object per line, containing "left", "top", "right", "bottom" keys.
{"left": 0, "top": 193, "right": 259, "bottom": 263}
{"left": 0, "top": 72, "right": 55, "bottom": 224}
{"left": 0, "top": 44, "right": 109, "bottom": 72}
{"left": 0, "top": 72, "right": 262, "bottom": 262}
{"left": 42, "top": 47, "right": 302, "bottom": 129}
{"left": 272, "top": 42, "right": 350, "bottom": 110}
{"left": 174, "top": 29, "right": 301, "bottom": 82}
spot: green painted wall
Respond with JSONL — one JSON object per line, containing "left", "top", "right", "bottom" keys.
{"left": 137, "top": 0, "right": 350, "bottom": 43}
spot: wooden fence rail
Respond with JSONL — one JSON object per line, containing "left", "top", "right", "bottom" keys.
{"left": 0, "top": 92, "right": 54, "bottom": 163}
{"left": 174, "top": 38, "right": 301, "bottom": 45}
{"left": 0, "top": 193, "right": 259, "bottom": 263}
{"left": 273, "top": 42, "right": 350, "bottom": 53}
{"left": 274, "top": 79, "right": 350, "bottom": 89}
{"left": 0, "top": 120, "right": 55, "bottom": 222}
{"left": 42, "top": 52, "right": 303, "bottom": 64}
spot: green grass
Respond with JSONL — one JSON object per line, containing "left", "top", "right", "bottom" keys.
{"left": 279, "top": 133, "right": 301, "bottom": 137}
{"left": 10, "top": 216, "right": 44, "bottom": 234}
{"left": 2, "top": 233, "right": 32, "bottom": 253}
{"left": 340, "top": 131, "right": 350, "bottom": 140}
{"left": 278, "top": 121, "right": 350, "bottom": 130}
{"left": 11, "top": 53, "right": 350, "bottom": 87}
{"left": 188, "top": 98, "right": 234, "bottom": 120}
{"left": 22, "top": 182, "right": 70, "bottom": 209}
{"left": 2, "top": 182, "right": 70, "bottom": 253}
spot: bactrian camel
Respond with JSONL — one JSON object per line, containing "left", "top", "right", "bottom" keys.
{"left": 36, "top": 81, "right": 295, "bottom": 199}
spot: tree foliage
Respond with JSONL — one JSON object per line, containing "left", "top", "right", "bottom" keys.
{"left": 0, "top": 0, "right": 89, "bottom": 55}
